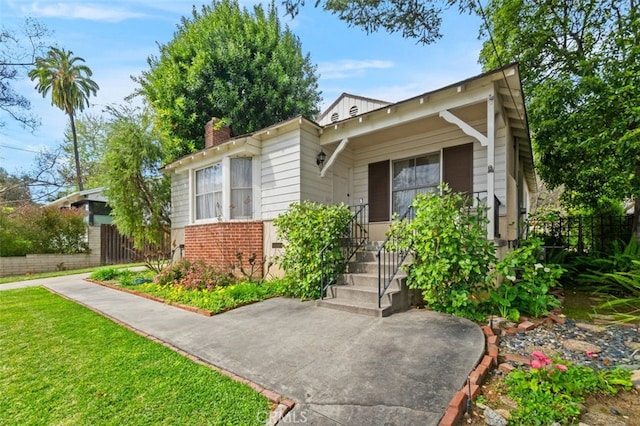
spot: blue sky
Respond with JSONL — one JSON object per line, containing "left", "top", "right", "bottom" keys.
{"left": 0, "top": 0, "right": 484, "bottom": 177}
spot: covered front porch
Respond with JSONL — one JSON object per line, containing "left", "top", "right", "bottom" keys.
{"left": 314, "top": 65, "right": 532, "bottom": 246}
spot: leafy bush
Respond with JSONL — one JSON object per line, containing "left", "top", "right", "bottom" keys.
{"left": 0, "top": 205, "right": 88, "bottom": 256}
{"left": 273, "top": 201, "right": 352, "bottom": 299}
{"left": 154, "top": 259, "right": 233, "bottom": 290}
{"left": 391, "top": 184, "right": 496, "bottom": 320}
{"left": 90, "top": 267, "right": 121, "bottom": 281}
{"left": 491, "top": 238, "right": 564, "bottom": 319}
{"left": 505, "top": 352, "right": 632, "bottom": 425}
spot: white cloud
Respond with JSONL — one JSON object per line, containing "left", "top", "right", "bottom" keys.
{"left": 318, "top": 59, "right": 394, "bottom": 80}
{"left": 20, "top": 2, "right": 147, "bottom": 22}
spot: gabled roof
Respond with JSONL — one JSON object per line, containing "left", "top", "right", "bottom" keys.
{"left": 46, "top": 187, "right": 108, "bottom": 208}
{"left": 317, "top": 63, "right": 535, "bottom": 191}
{"left": 317, "top": 93, "right": 390, "bottom": 126}
{"left": 163, "top": 63, "right": 535, "bottom": 191}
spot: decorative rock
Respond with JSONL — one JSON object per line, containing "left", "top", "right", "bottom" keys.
{"left": 494, "top": 408, "right": 511, "bottom": 420}
{"left": 498, "top": 363, "right": 515, "bottom": 374}
{"left": 548, "top": 312, "right": 566, "bottom": 324}
{"left": 576, "top": 322, "right": 607, "bottom": 333}
{"left": 483, "top": 406, "right": 508, "bottom": 426}
{"left": 498, "top": 395, "right": 518, "bottom": 410}
{"left": 624, "top": 341, "right": 640, "bottom": 351}
{"left": 631, "top": 370, "right": 640, "bottom": 386}
{"left": 562, "top": 339, "right": 603, "bottom": 353}
{"left": 518, "top": 320, "right": 536, "bottom": 331}
{"left": 499, "top": 318, "right": 640, "bottom": 370}
{"left": 488, "top": 316, "right": 508, "bottom": 327}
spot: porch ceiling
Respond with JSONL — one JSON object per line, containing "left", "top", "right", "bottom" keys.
{"left": 345, "top": 103, "right": 486, "bottom": 149}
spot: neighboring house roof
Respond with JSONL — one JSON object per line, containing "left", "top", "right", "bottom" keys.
{"left": 46, "top": 187, "right": 108, "bottom": 209}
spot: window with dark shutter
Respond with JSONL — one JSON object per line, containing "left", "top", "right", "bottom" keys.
{"left": 443, "top": 143, "right": 473, "bottom": 196}
{"left": 368, "top": 160, "right": 390, "bottom": 222}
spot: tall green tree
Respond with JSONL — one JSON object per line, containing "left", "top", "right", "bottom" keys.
{"left": 29, "top": 47, "right": 99, "bottom": 191}
{"left": 478, "top": 0, "right": 640, "bottom": 237}
{"left": 137, "top": 0, "right": 321, "bottom": 161}
{"left": 99, "top": 104, "right": 171, "bottom": 248}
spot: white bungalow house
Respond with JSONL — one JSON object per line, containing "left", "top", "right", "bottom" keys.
{"left": 163, "top": 63, "right": 535, "bottom": 315}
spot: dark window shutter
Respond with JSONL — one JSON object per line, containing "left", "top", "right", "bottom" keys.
{"left": 443, "top": 143, "right": 473, "bottom": 196}
{"left": 369, "top": 160, "right": 390, "bottom": 222}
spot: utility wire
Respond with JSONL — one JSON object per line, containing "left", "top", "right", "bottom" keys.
{"left": 0, "top": 143, "right": 43, "bottom": 154}
{"left": 475, "top": 0, "right": 527, "bottom": 125}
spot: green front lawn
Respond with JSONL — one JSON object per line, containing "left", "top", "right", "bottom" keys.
{"left": 0, "top": 263, "right": 144, "bottom": 285}
{"left": 0, "top": 287, "right": 271, "bottom": 425}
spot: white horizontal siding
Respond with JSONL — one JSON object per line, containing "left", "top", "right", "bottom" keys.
{"left": 260, "top": 128, "right": 303, "bottom": 219}
{"left": 171, "top": 172, "right": 189, "bottom": 228}
{"left": 352, "top": 121, "right": 486, "bottom": 205}
{"left": 300, "top": 126, "right": 331, "bottom": 204}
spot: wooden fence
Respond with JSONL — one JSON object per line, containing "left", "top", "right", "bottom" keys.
{"left": 100, "top": 224, "right": 170, "bottom": 265}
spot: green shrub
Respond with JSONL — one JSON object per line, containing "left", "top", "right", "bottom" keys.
{"left": 490, "top": 238, "right": 564, "bottom": 318}
{"left": 90, "top": 267, "right": 121, "bottom": 281}
{"left": 273, "top": 201, "right": 352, "bottom": 299}
{"left": 390, "top": 184, "right": 496, "bottom": 320}
{"left": 0, "top": 204, "right": 88, "bottom": 256}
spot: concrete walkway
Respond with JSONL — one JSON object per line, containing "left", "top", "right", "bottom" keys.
{"left": 1, "top": 274, "right": 485, "bottom": 425}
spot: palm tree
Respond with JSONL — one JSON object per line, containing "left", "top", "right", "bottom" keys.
{"left": 29, "top": 47, "right": 99, "bottom": 191}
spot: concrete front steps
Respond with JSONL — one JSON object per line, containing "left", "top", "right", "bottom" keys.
{"left": 317, "top": 243, "right": 410, "bottom": 317}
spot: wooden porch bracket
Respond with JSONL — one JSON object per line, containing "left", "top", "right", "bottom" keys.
{"left": 320, "top": 138, "right": 349, "bottom": 178}
{"left": 438, "top": 110, "right": 488, "bottom": 147}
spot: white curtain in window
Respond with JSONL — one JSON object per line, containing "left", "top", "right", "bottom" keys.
{"left": 195, "top": 164, "right": 221, "bottom": 220}
{"left": 392, "top": 153, "right": 440, "bottom": 214}
{"left": 230, "top": 158, "right": 252, "bottom": 219}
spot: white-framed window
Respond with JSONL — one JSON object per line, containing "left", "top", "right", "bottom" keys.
{"left": 392, "top": 153, "right": 440, "bottom": 215}
{"left": 230, "top": 157, "right": 252, "bottom": 219}
{"left": 194, "top": 157, "right": 253, "bottom": 221}
{"left": 195, "top": 163, "right": 222, "bottom": 220}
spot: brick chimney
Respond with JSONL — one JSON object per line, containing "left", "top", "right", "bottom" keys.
{"left": 204, "top": 117, "right": 231, "bottom": 148}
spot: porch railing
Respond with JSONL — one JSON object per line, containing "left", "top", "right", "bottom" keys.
{"left": 319, "top": 204, "right": 368, "bottom": 299}
{"left": 376, "top": 205, "right": 415, "bottom": 308}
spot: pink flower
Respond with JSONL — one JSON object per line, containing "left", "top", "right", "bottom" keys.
{"left": 532, "top": 351, "right": 551, "bottom": 365}
{"left": 555, "top": 364, "right": 568, "bottom": 371}
{"left": 586, "top": 351, "right": 595, "bottom": 357}
{"left": 531, "top": 359, "right": 543, "bottom": 369}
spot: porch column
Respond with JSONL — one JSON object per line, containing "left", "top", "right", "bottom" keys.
{"left": 487, "top": 93, "right": 496, "bottom": 241}
{"left": 438, "top": 90, "right": 497, "bottom": 241}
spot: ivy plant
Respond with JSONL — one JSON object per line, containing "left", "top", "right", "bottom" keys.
{"left": 391, "top": 184, "right": 496, "bottom": 320}
{"left": 273, "top": 201, "right": 352, "bottom": 300}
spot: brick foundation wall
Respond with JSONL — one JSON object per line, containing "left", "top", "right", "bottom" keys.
{"left": 184, "top": 221, "right": 264, "bottom": 278}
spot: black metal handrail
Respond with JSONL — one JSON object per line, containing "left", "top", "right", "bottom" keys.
{"left": 319, "top": 204, "right": 368, "bottom": 299}
{"left": 376, "top": 205, "right": 415, "bottom": 308}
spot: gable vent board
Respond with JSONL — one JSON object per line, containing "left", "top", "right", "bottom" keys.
{"left": 331, "top": 112, "right": 339, "bottom": 122}
{"left": 349, "top": 105, "right": 358, "bottom": 117}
